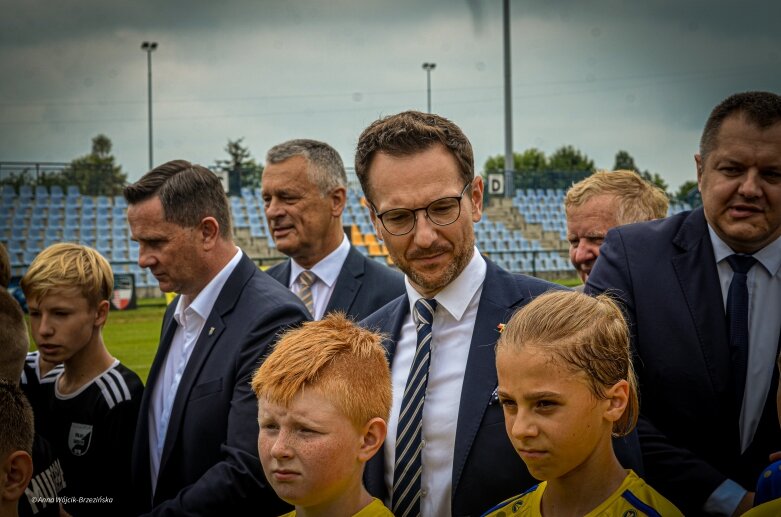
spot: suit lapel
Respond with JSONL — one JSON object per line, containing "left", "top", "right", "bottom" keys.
{"left": 134, "top": 301, "right": 179, "bottom": 501}
{"left": 268, "top": 259, "right": 292, "bottom": 286}
{"left": 670, "top": 208, "right": 732, "bottom": 394}
{"left": 325, "top": 246, "right": 364, "bottom": 315}
{"left": 363, "top": 294, "right": 409, "bottom": 499}
{"left": 157, "top": 254, "right": 255, "bottom": 472}
{"left": 452, "top": 260, "right": 527, "bottom": 493}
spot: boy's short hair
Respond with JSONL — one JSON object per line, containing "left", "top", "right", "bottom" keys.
{"left": 0, "top": 288, "right": 29, "bottom": 381}
{"left": 252, "top": 313, "right": 391, "bottom": 429}
{"left": 21, "top": 243, "right": 114, "bottom": 308}
{"left": 0, "top": 379, "right": 34, "bottom": 457}
{"left": 497, "top": 290, "right": 639, "bottom": 437}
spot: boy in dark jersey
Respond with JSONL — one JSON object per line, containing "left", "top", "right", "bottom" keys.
{"left": 20, "top": 352, "right": 63, "bottom": 434}
{"left": 0, "top": 288, "right": 64, "bottom": 517}
{"left": 21, "top": 243, "right": 143, "bottom": 517}
{"left": 0, "top": 379, "right": 34, "bottom": 517}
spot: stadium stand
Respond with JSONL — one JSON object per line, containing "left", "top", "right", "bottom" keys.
{"left": 0, "top": 184, "right": 692, "bottom": 298}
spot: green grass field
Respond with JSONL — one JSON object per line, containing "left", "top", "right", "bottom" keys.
{"left": 103, "top": 298, "right": 167, "bottom": 383}
{"left": 29, "top": 275, "right": 581, "bottom": 386}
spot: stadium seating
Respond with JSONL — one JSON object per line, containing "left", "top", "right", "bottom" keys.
{"left": 0, "top": 184, "right": 695, "bottom": 295}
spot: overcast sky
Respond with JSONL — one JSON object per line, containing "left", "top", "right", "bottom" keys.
{"left": 1, "top": 0, "right": 780, "bottom": 192}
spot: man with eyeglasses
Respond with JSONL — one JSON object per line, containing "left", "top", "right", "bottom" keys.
{"left": 355, "top": 111, "right": 642, "bottom": 517}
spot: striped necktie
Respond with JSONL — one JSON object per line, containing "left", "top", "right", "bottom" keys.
{"left": 393, "top": 298, "right": 437, "bottom": 517}
{"left": 296, "top": 270, "right": 316, "bottom": 316}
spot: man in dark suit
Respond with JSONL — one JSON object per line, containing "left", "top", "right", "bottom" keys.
{"left": 125, "top": 160, "right": 309, "bottom": 516}
{"left": 587, "top": 91, "right": 781, "bottom": 516}
{"left": 262, "top": 139, "right": 404, "bottom": 321}
{"left": 354, "top": 111, "right": 642, "bottom": 517}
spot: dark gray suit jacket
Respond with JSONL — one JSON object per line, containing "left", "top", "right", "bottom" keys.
{"left": 131, "top": 253, "right": 310, "bottom": 516}
{"left": 587, "top": 208, "right": 781, "bottom": 515}
{"left": 266, "top": 244, "right": 405, "bottom": 321}
{"left": 362, "top": 259, "right": 643, "bottom": 517}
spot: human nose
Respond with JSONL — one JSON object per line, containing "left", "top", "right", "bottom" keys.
{"left": 572, "top": 241, "right": 596, "bottom": 266}
{"left": 137, "top": 244, "right": 156, "bottom": 269}
{"left": 264, "top": 198, "right": 285, "bottom": 219}
{"left": 738, "top": 169, "right": 763, "bottom": 198}
{"left": 269, "top": 429, "right": 294, "bottom": 460}
{"left": 510, "top": 410, "right": 539, "bottom": 440}
{"left": 412, "top": 209, "right": 438, "bottom": 248}
{"left": 36, "top": 314, "right": 54, "bottom": 338}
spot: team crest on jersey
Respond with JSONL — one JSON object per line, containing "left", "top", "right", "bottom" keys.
{"left": 68, "top": 423, "right": 92, "bottom": 456}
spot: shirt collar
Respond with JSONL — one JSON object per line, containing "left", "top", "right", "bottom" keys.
{"left": 290, "top": 234, "right": 350, "bottom": 288}
{"left": 174, "top": 247, "right": 243, "bottom": 325}
{"left": 707, "top": 224, "right": 781, "bottom": 276}
{"left": 405, "top": 246, "right": 487, "bottom": 321}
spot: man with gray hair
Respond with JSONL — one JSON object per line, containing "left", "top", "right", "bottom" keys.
{"left": 263, "top": 139, "right": 403, "bottom": 321}
{"left": 565, "top": 169, "right": 669, "bottom": 284}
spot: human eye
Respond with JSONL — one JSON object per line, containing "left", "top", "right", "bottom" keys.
{"left": 568, "top": 238, "right": 579, "bottom": 247}
{"left": 28, "top": 309, "right": 41, "bottom": 318}
{"left": 429, "top": 198, "right": 457, "bottom": 215}
{"left": 761, "top": 169, "right": 781, "bottom": 182}
{"left": 499, "top": 397, "right": 517, "bottom": 410}
{"left": 383, "top": 210, "right": 412, "bottom": 225}
{"left": 260, "top": 421, "right": 279, "bottom": 432}
{"left": 536, "top": 399, "right": 558, "bottom": 411}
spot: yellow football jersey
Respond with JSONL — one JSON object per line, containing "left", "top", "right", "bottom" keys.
{"left": 280, "top": 498, "right": 393, "bottom": 517}
{"left": 482, "top": 470, "right": 682, "bottom": 517}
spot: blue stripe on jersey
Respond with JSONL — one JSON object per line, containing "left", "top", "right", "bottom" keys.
{"left": 621, "top": 490, "right": 662, "bottom": 517}
{"left": 480, "top": 484, "right": 540, "bottom": 517}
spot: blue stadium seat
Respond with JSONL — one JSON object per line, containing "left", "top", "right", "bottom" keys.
{"left": 50, "top": 185, "right": 64, "bottom": 198}
{"left": 45, "top": 228, "right": 60, "bottom": 240}
{"left": 66, "top": 185, "right": 80, "bottom": 197}
{"left": 23, "top": 250, "right": 39, "bottom": 264}
{"left": 19, "top": 185, "right": 33, "bottom": 199}
{"left": 27, "top": 239, "right": 42, "bottom": 253}
{"left": 97, "top": 196, "right": 110, "bottom": 207}
{"left": 113, "top": 195, "right": 127, "bottom": 208}
{"left": 63, "top": 228, "right": 79, "bottom": 242}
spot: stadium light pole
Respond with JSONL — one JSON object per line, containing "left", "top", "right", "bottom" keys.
{"left": 422, "top": 62, "right": 436, "bottom": 113}
{"left": 141, "top": 41, "right": 158, "bottom": 171}
{"left": 502, "top": 0, "right": 514, "bottom": 198}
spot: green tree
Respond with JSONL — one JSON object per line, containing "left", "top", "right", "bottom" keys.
{"left": 61, "top": 135, "right": 127, "bottom": 196}
{"left": 612, "top": 150, "right": 669, "bottom": 194}
{"left": 613, "top": 150, "right": 638, "bottom": 171}
{"left": 548, "top": 145, "right": 595, "bottom": 172}
{"left": 484, "top": 148, "right": 548, "bottom": 174}
{"left": 216, "top": 138, "right": 263, "bottom": 191}
{"left": 675, "top": 180, "right": 699, "bottom": 202}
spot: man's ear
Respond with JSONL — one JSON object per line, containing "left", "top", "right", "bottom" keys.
{"left": 470, "top": 176, "right": 484, "bottom": 223}
{"left": 0, "top": 450, "right": 33, "bottom": 504}
{"left": 368, "top": 210, "right": 384, "bottom": 243}
{"left": 357, "top": 417, "right": 387, "bottom": 463}
{"left": 695, "top": 154, "right": 704, "bottom": 190}
{"left": 199, "top": 217, "right": 221, "bottom": 250}
{"left": 330, "top": 187, "right": 347, "bottom": 218}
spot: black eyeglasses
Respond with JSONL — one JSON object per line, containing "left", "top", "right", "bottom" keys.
{"left": 373, "top": 182, "right": 472, "bottom": 236}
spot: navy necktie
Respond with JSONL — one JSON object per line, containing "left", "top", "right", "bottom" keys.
{"left": 393, "top": 298, "right": 437, "bottom": 517}
{"left": 725, "top": 254, "right": 757, "bottom": 416}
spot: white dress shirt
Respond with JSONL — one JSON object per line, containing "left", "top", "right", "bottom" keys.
{"left": 384, "top": 247, "right": 486, "bottom": 517}
{"left": 704, "top": 228, "right": 781, "bottom": 515}
{"left": 289, "top": 233, "right": 351, "bottom": 320}
{"left": 148, "top": 247, "right": 243, "bottom": 491}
